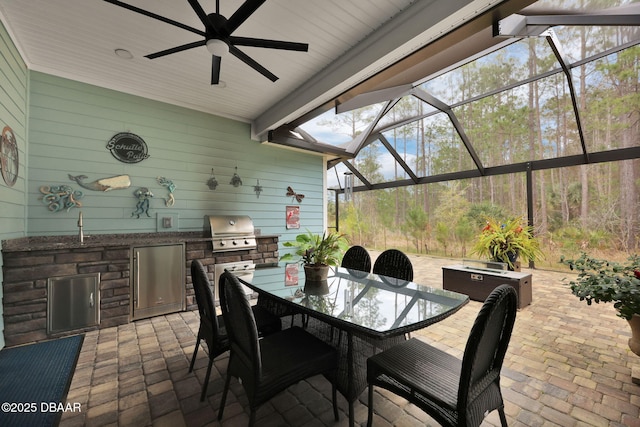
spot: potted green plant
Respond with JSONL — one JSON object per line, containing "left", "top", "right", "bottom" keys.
{"left": 471, "top": 216, "right": 543, "bottom": 270}
{"left": 280, "top": 230, "right": 348, "bottom": 282}
{"left": 561, "top": 253, "right": 640, "bottom": 355}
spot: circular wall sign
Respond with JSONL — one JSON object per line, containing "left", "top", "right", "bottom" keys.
{"left": 0, "top": 125, "right": 18, "bottom": 187}
{"left": 106, "top": 132, "right": 150, "bottom": 163}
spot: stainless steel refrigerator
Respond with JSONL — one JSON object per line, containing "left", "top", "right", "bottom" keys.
{"left": 131, "top": 243, "right": 185, "bottom": 320}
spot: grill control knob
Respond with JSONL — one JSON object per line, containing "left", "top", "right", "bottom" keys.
{"left": 219, "top": 241, "right": 226, "bottom": 246}
{"left": 232, "top": 240, "right": 238, "bottom": 246}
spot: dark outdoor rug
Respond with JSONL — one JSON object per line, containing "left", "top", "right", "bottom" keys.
{"left": 0, "top": 334, "right": 84, "bottom": 427}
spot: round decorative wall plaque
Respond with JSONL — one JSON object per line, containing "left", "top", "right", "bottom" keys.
{"left": 0, "top": 125, "right": 18, "bottom": 187}
{"left": 106, "top": 132, "right": 150, "bottom": 164}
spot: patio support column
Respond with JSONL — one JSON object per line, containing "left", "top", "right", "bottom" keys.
{"left": 526, "top": 162, "right": 535, "bottom": 269}
{"left": 335, "top": 190, "right": 340, "bottom": 232}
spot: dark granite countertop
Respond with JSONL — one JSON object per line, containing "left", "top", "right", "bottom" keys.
{"left": 1, "top": 232, "right": 280, "bottom": 252}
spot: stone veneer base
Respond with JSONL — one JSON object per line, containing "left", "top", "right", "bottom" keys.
{"left": 1, "top": 233, "right": 279, "bottom": 347}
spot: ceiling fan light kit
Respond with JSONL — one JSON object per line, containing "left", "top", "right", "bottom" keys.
{"left": 104, "top": 0, "right": 309, "bottom": 85}
{"left": 206, "top": 39, "right": 229, "bottom": 57}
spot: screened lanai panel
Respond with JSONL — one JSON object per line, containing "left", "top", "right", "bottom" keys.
{"left": 373, "top": 111, "right": 477, "bottom": 179}
{"left": 298, "top": 105, "right": 386, "bottom": 148}
{"left": 362, "top": 138, "right": 413, "bottom": 184}
{"left": 373, "top": 96, "right": 437, "bottom": 133}
{"left": 574, "top": 45, "right": 640, "bottom": 153}
{"left": 329, "top": 161, "right": 365, "bottom": 190}
{"left": 452, "top": 73, "right": 585, "bottom": 168}
{"left": 419, "top": 37, "right": 559, "bottom": 106}
{"left": 553, "top": 24, "right": 640, "bottom": 63}
{"left": 416, "top": 112, "right": 476, "bottom": 176}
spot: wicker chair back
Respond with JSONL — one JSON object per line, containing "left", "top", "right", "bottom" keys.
{"left": 219, "top": 271, "right": 262, "bottom": 378}
{"left": 189, "top": 260, "right": 229, "bottom": 401}
{"left": 373, "top": 249, "right": 413, "bottom": 284}
{"left": 459, "top": 284, "right": 517, "bottom": 415}
{"left": 341, "top": 245, "right": 372, "bottom": 274}
{"left": 191, "top": 260, "right": 223, "bottom": 351}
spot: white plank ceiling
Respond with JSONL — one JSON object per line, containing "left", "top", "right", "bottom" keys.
{"left": 0, "top": 0, "right": 508, "bottom": 138}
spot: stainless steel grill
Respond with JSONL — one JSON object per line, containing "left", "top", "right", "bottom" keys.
{"left": 213, "top": 260, "right": 255, "bottom": 302}
{"left": 204, "top": 215, "right": 257, "bottom": 252}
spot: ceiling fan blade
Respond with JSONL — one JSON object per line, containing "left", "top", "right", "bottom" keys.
{"left": 103, "top": 0, "right": 204, "bottom": 36}
{"left": 230, "top": 37, "right": 308, "bottom": 52}
{"left": 187, "top": 0, "right": 214, "bottom": 32}
{"left": 145, "top": 40, "right": 206, "bottom": 59}
{"left": 225, "top": 0, "right": 267, "bottom": 35}
{"left": 229, "top": 45, "right": 278, "bottom": 82}
{"left": 211, "top": 56, "right": 221, "bottom": 85}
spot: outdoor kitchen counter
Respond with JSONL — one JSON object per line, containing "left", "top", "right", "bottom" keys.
{"left": 1, "top": 232, "right": 281, "bottom": 252}
{"left": 1, "top": 232, "right": 281, "bottom": 346}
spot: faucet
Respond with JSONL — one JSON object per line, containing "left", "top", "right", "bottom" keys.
{"left": 78, "top": 211, "right": 84, "bottom": 244}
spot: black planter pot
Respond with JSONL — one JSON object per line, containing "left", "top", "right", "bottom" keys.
{"left": 304, "top": 265, "right": 330, "bottom": 281}
{"left": 493, "top": 251, "right": 519, "bottom": 271}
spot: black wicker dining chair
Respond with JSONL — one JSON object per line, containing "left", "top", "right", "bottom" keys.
{"left": 366, "top": 284, "right": 517, "bottom": 427}
{"left": 188, "top": 260, "right": 281, "bottom": 402}
{"left": 341, "top": 245, "right": 372, "bottom": 277}
{"left": 217, "top": 271, "right": 339, "bottom": 426}
{"left": 372, "top": 249, "right": 413, "bottom": 285}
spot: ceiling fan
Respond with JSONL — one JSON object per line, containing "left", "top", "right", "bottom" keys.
{"left": 104, "top": 0, "right": 309, "bottom": 84}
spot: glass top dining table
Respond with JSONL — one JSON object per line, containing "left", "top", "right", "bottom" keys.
{"left": 238, "top": 263, "right": 470, "bottom": 426}
{"left": 241, "top": 264, "right": 469, "bottom": 339}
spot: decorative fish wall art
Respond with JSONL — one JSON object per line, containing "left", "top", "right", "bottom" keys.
{"left": 68, "top": 174, "right": 131, "bottom": 191}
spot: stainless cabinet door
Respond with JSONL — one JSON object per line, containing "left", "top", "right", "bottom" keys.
{"left": 48, "top": 273, "right": 100, "bottom": 334}
{"left": 132, "top": 244, "right": 185, "bottom": 320}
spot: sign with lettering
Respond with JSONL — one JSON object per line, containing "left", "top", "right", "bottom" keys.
{"left": 106, "top": 132, "right": 150, "bottom": 163}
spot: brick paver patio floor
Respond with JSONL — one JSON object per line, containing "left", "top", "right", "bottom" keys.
{"left": 60, "top": 253, "right": 640, "bottom": 426}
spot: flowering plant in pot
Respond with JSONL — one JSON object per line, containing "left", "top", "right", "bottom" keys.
{"left": 280, "top": 230, "right": 348, "bottom": 282}
{"left": 561, "top": 253, "right": 640, "bottom": 355}
{"left": 471, "top": 216, "right": 543, "bottom": 270}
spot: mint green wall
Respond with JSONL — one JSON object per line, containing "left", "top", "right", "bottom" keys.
{"left": 0, "top": 21, "right": 28, "bottom": 349}
{"left": 0, "top": 56, "right": 325, "bottom": 349}
{"left": 27, "top": 71, "right": 325, "bottom": 237}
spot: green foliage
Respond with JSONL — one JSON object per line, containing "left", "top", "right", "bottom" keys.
{"left": 404, "top": 205, "right": 428, "bottom": 252}
{"left": 341, "top": 203, "right": 371, "bottom": 245}
{"left": 435, "top": 222, "right": 450, "bottom": 255}
{"left": 561, "top": 253, "right": 640, "bottom": 320}
{"left": 550, "top": 226, "right": 614, "bottom": 252}
{"left": 472, "top": 216, "right": 543, "bottom": 269}
{"left": 465, "top": 203, "right": 507, "bottom": 229}
{"left": 280, "top": 230, "right": 348, "bottom": 267}
{"left": 454, "top": 216, "right": 474, "bottom": 257}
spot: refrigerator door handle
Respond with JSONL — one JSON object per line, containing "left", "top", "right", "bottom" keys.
{"left": 89, "top": 292, "right": 94, "bottom": 308}
{"left": 135, "top": 251, "right": 140, "bottom": 308}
